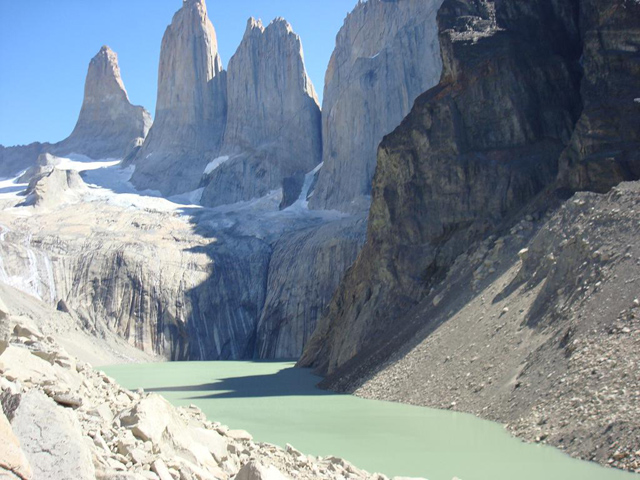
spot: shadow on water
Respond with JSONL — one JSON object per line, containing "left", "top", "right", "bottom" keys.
{"left": 145, "top": 364, "right": 336, "bottom": 400}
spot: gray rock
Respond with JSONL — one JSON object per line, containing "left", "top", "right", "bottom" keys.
{"left": 10, "top": 390, "right": 95, "bottom": 480}
{"left": 309, "top": 0, "right": 445, "bottom": 213}
{"left": 200, "top": 18, "right": 321, "bottom": 208}
{"left": 130, "top": 0, "right": 227, "bottom": 196}
{"left": 0, "top": 410, "right": 32, "bottom": 480}
{"left": 55, "top": 46, "right": 152, "bottom": 161}
{"left": 255, "top": 216, "right": 366, "bottom": 359}
{"left": 0, "top": 46, "right": 150, "bottom": 179}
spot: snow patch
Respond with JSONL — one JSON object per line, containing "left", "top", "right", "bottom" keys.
{"left": 203, "top": 156, "right": 231, "bottom": 175}
{"left": 286, "top": 162, "right": 324, "bottom": 211}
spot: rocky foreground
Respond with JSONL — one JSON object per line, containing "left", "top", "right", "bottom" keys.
{"left": 0, "top": 317, "right": 441, "bottom": 480}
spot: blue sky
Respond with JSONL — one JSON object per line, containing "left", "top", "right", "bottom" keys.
{"left": 0, "top": 0, "right": 354, "bottom": 147}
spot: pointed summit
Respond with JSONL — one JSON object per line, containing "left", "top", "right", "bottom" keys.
{"left": 56, "top": 45, "right": 152, "bottom": 160}
{"left": 129, "top": 0, "right": 227, "bottom": 195}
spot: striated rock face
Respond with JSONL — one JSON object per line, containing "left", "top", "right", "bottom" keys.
{"left": 255, "top": 216, "right": 366, "bottom": 359}
{"left": 309, "top": 0, "right": 445, "bottom": 213}
{"left": 557, "top": 0, "right": 640, "bottom": 192}
{"left": 56, "top": 46, "right": 152, "bottom": 160}
{"left": 300, "top": 0, "right": 584, "bottom": 374}
{"left": 130, "top": 0, "right": 227, "bottom": 196}
{"left": 200, "top": 18, "right": 321, "bottom": 208}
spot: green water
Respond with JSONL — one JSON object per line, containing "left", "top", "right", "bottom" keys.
{"left": 103, "top": 361, "right": 638, "bottom": 480}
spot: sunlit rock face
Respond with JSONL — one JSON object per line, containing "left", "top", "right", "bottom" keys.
{"left": 200, "top": 18, "right": 322, "bottom": 208}
{"left": 309, "top": 0, "right": 446, "bottom": 213}
{"left": 130, "top": 0, "right": 227, "bottom": 196}
{"left": 57, "top": 46, "right": 152, "bottom": 160}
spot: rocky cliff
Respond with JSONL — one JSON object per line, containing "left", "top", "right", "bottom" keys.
{"left": 200, "top": 18, "right": 322, "bottom": 208}
{"left": 309, "top": 0, "right": 446, "bottom": 213}
{"left": 300, "top": 0, "right": 584, "bottom": 374}
{"left": 0, "top": 46, "right": 150, "bottom": 179}
{"left": 557, "top": 0, "right": 640, "bottom": 191}
{"left": 130, "top": 0, "right": 227, "bottom": 196}
{"left": 255, "top": 216, "right": 366, "bottom": 359}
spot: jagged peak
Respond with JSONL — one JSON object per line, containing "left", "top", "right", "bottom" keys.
{"left": 86, "top": 45, "right": 128, "bottom": 101}
{"left": 245, "top": 17, "right": 265, "bottom": 34}
{"left": 267, "top": 17, "right": 294, "bottom": 35}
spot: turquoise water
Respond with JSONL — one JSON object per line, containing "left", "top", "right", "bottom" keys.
{"left": 103, "top": 361, "right": 638, "bottom": 480}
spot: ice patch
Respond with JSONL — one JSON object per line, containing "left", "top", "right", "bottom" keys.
{"left": 203, "top": 156, "right": 231, "bottom": 175}
{"left": 55, "top": 153, "right": 120, "bottom": 171}
{"left": 286, "top": 162, "right": 324, "bottom": 211}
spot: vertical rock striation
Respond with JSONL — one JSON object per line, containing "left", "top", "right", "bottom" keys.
{"left": 130, "top": 0, "right": 227, "bottom": 196}
{"left": 309, "top": 0, "right": 446, "bottom": 213}
{"left": 56, "top": 46, "right": 152, "bottom": 160}
{"left": 255, "top": 216, "right": 367, "bottom": 359}
{"left": 200, "top": 18, "right": 321, "bottom": 208}
{"left": 300, "top": 0, "right": 584, "bottom": 374}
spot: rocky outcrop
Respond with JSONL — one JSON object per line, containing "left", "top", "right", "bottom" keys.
{"left": 0, "top": 143, "right": 51, "bottom": 180}
{"left": 55, "top": 46, "right": 152, "bottom": 161}
{"left": 255, "top": 216, "right": 366, "bottom": 359}
{"left": 0, "top": 46, "right": 150, "bottom": 179}
{"left": 309, "top": 0, "right": 446, "bottom": 213}
{"left": 130, "top": 0, "right": 227, "bottom": 196}
{"left": 300, "top": 0, "right": 583, "bottom": 374}
{"left": 20, "top": 166, "right": 86, "bottom": 209}
{"left": 0, "top": 326, "right": 400, "bottom": 480}
{"left": 200, "top": 18, "right": 321, "bottom": 207}
{"left": 557, "top": 0, "right": 640, "bottom": 191}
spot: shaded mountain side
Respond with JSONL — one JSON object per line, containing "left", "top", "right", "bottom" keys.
{"left": 321, "top": 182, "right": 640, "bottom": 471}
{"left": 300, "top": 0, "right": 584, "bottom": 374}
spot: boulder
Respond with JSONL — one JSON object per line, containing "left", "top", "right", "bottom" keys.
{"left": 9, "top": 390, "right": 95, "bottom": 480}
{"left": 234, "top": 460, "right": 288, "bottom": 480}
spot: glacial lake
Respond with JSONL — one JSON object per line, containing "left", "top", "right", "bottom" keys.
{"left": 103, "top": 361, "right": 638, "bottom": 480}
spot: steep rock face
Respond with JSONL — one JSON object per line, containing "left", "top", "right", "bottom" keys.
{"left": 558, "top": 0, "right": 640, "bottom": 191}
{"left": 0, "top": 201, "right": 271, "bottom": 361}
{"left": 255, "top": 216, "right": 366, "bottom": 359}
{"left": 300, "top": 0, "right": 583, "bottom": 374}
{"left": 130, "top": 0, "right": 227, "bottom": 196}
{"left": 200, "top": 18, "right": 321, "bottom": 208}
{"left": 309, "top": 0, "right": 445, "bottom": 213}
{"left": 56, "top": 46, "right": 152, "bottom": 160}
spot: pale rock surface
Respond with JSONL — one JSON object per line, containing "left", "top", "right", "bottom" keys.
{"left": 131, "top": 0, "right": 227, "bottom": 195}
{"left": 9, "top": 390, "right": 95, "bottom": 480}
{"left": 309, "top": 0, "right": 445, "bottom": 212}
{"left": 200, "top": 18, "right": 321, "bottom": 207}
{"left": 20, "top": 168, "right": 86, "bottom": 209}
{"left": 0, "top": 410, "right": 32, "bottom": 480}
{"left": 234, "top": 460, "right": 289, "bottom": 480}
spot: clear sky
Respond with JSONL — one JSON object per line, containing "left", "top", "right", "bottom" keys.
{"left": 0, "top": 0, "right": 355, "bottom": 147}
